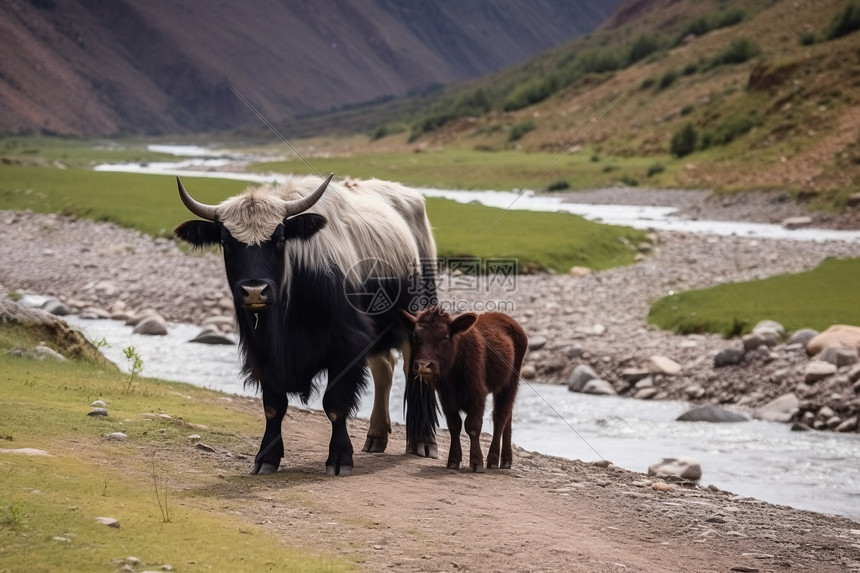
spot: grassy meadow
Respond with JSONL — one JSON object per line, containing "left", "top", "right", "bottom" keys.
{"left": 648, "top": 257, "right": 860, "bottom": 336}
{"left": 0, "top": 322, "right": 353, "bottom": 572}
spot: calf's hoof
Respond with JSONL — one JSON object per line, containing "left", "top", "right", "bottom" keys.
{"left": 361, "top": 435, "right": 388, "bottom": 453}
{"left": 326, "top": 464, "right": 354, "bottom": 477}
{"left": 408, "top": 441, "right": 439, "bottom": 459}
{"left": 250, "top": 461, "right": 279, "bottom": 475}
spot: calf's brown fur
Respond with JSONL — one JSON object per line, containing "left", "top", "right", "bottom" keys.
{"left": 402, "top": 308, "right": 528, "bottom": 471}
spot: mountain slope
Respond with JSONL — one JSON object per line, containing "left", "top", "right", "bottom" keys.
{"left": 0, "top": 0, "right": 621, "bottom": 136}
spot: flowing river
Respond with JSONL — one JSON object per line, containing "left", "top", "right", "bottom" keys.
{"left": 84, "top": 145, "right": 860, "bottom": 522}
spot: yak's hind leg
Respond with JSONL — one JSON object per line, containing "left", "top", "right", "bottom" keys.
{"left": 487, "top": 382, "right": 518, "bottom": 470}
{"left": 252, "top": 384, "right": 287, "bottom": 475}
{"left": 363, "top": 351, "right": 395, "bottom": 453}
{"left": 402, "top": 340, "right": 439, "bottom": 458}
{"left": 322, "top": 361, "right": 366, "bottom": 476}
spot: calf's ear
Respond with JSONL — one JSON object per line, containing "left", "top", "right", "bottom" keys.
{"left": 450, "top": 313, "right": 478, "bottom": 336}
{"left": 283, "top": 213, "right": 327, "bottom": 241}
{"left": 174, "top": 220, "right": 220, "bottom": 247}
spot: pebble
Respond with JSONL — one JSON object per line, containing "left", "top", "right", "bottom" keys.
{"left": 195, "top": 443, "right": 216, "bottom": 453}
{"left": 88, "top": 408, "right": 108, "bottom": 417}
{"left": 106, "top": 432, "right": 128, "bottom": 441}
{"left": 94, "top": 516, "right": 120, "bottom": 528}
{"left": 90, "top": 400, "right": 107, "bottom": 407}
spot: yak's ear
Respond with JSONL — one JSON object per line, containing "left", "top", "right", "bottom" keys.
{"left": 283, "top": 213, "right": 327, "bottom": 241}
{"left": 400, "top": 309, "right": 418, "bottom": 326}
{"left": 450, "top": 313, "right": 478, "bottom": 336}
{"left": 174, "top": 220, "right": 220, "bottom": 247}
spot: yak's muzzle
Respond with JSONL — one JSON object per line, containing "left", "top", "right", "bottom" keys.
{"left": 240, "top": 282, "right": 270, "bottom": 310}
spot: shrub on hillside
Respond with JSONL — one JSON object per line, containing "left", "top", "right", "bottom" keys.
{"left": 827, "top": 0, "right": 860, "bottom": 39}
{"left": 671, "top": 123, "right": 699, "bottom": 157}
{"left": 659, "top": 69, "right": 679, "bottom": 90}
{"left": 508, "top": 121, "right": 536, "bottom": 142}
{"left": 709, "top": 38, "right": 761, "bottom": 68}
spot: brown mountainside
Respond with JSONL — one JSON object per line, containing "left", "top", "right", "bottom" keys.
{"left": 0, "top": 0, "right": 620, "bottom": 136}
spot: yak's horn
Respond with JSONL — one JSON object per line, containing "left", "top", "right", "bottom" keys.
{"left": 282, "top": 173, "right": 333, "bottom": 217}
{"left": 177, "top": 177, "right": 218, "bottom": 221}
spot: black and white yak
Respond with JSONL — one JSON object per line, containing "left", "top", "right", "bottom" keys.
{"left": 174, "top": 174, "right": 439, "bottom": 476}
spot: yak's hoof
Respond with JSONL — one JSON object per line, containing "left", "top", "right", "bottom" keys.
{"left": 487, "top": 461, "right": 499, "bottom": 470}
{"left": 361, "top": 435, "right": 388, "bottom": 453}
{"left": 408, "top": 441, "right": 438, "bottom": 459}
{"left": 250, "top": 461, "right": 279, "bottom": 475}
{"left": 471, "top": 463, "right": 485, "bottom": 473}
{"left": 447, "top": 462, "right": 460, "bottom": 470}
{"left": 501, "top": 462, "right": 512, "bottom": 470}
{"left": 326, "top": 464, "right": 354, "bottom": 477}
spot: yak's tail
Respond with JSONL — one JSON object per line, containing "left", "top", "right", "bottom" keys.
{"left": 404, "top": 363, "right": 439, "bottom": 453}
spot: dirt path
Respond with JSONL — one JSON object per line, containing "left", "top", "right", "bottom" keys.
{"left": 164, "top": 401, "right": 860, "bottom": 573}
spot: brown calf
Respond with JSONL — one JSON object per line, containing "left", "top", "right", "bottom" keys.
{"left": 402, "top": 308, "right": 528, "bottom": 471}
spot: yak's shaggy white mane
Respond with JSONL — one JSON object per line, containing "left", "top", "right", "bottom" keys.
{"left": 217, "top": 175, "right": 436, "bottom": 288}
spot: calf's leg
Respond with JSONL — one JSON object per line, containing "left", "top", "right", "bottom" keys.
{"left": 252, "top": 384, "right": 287, "bottom": 475}
{"left": 464, "top": 405, "right": 486, "bottom": 473}
{"left": 444, "top": 409, "right": 463, "bottom": 469}
{"left": 488, "top": 383, "right": 517, "bottom": 469}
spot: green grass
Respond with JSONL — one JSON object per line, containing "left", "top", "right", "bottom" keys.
{"left": 0, "top": 320, "right": 353, "bottom": 573}
{"left": 0, "top": 136, "right": 175, "bottom": 169}
{"left": 0, "top": 161, "right": 649, "bottom": 272}
{"left": 427, "top": 197, "right": 646, "bottom": 272}
{"left": 249, "top": 148, "right": 664, "bottom": 192}
{"left": 0, "top": 164, "right": 249, "bottom": 239}
{"left": 647, "top": 257, "right": 860, "bottom": 336}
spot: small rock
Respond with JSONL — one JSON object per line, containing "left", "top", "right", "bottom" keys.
{"left": 133, "top": 316, "right": 169, "bottom": 336}
{"left": 787, "top": 328, "right": 818, "bottom": 347}
{"left": 33, "top": 345, "right": 67, "bottom": 361}
{"left": 634, "top": 387, "right": 659, "bottom": 400}
{"left": 714, "top": 347, "right": 745, "bottom": 368}
{"left": 651, "top": 482, "right": 676, "bottom": 492}
{"left": 848, "top": 364, "right": 860, "bottom": 383}
{"left": 528, "top": 336, "right": 547, "bottom": 351}
{"left": 581, "top": 379, "right": 617, "bottom": 396}
{"left": 818, "top": 346, "right": 859, "bottom": 368}
{"left": 791, "top": 422, "right": 812, "bottom": 432}
{"left": 647, "top": 355, "right": 681, "bottom": 375}
{"left": 52, "top": 536, "right": 72, "bottom": 542}
{"left": 520, "top": 364, "right": 536, "bottom": 380}
{"left": 782, "top": 215, "right": 812, "bottom": 229}
{"left": 41, "top": 298, "right": 70, "bottom": 316}
{"left": 568, "top": 364, "right": 598, "bottom": 392}
{"left": 807, "top": 325, "right": 860, "bottom": 355}
{"left": 88, "top": 408, "right": 108, "bottom": 417}
{"left": 187, "top": 434, "right": 202, "bottom": 441}
{"left": 569, "top": 266, "right": 591, "bottom": 277}
{"left": 189, "top": 328, "right": 235, "bottom": 345}
{"left": 620, "top": 367, "right": 650, "bottom": 383}
{"left": 753, "top": 393, "right": 799, "bottom": 423}
{"left": 752, "top": 320, "right": 785, "bottom": 337}
{"left": 195, "top": 443, "right": 216, "bottom": 453}
{"left": 94, "top": 516, "right": 120, "bottom": 528}
{"left": 648, "top": 457, "right": 703, "bottom": 481}
{"left": 106, "top": 432, "right": 128, "bottom": 441}
{"left": 835, "top": 416, "right": 858, "bottom": 433}
{"left": 677, "top": 404, "right": 748, "bottom": 423}
{"left": 742, "top": 331, "right": 778, "bottom": 351}
{"left": 90, "top": 400, "right": 107, "bottom": 408}
{"left": 804, "top": 361, "right": 837, "bottom": 383}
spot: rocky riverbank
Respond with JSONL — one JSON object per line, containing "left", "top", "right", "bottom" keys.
{"left": 1, "top": 208, "right": 859, "bottom": 434}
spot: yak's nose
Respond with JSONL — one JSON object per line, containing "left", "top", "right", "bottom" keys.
{"left": 241, "top": 283, "right": 269, "bottom": 309}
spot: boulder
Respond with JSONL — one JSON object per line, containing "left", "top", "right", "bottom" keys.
{"left": 804, "top": 360, "right": 837, "bottom": 383}
{"left": 581, "top": 379, "right": 617, "bottom": 396}
{"left": 647, "top": 355, "right": 681, "bottom": 376}
{"left": 788, "top": 328, "right": 818, "bottom": 347}
{"left": 133, "top": 316, "right": 168, "bottom": 336}
{"left": 714, "top": 347, "right": 745, "bottom": 368}
{"left": 569, "top": 266, "right": 591, "bottom": 278}
{"left": 647, "top": 457, "right": 702, "bottom": 481}
{"left": 807, "top": 325, "right": 860, "bottom": 355}
{"left": 677, "top": 404, "right": 748, "bottom": 423}
{"left": 753, "top": 393, "right": 799, "bottom": 423}
{"left": 568, "top": 364, "right": 598, "bottom": 393}
{"left": 817, "top": 346, "right": 859, "bottom": 368}
{"left": 33, "top": 344, "right": 67, "bottom": 361}
{"left": 620, "top": 367, "right": 650, "bottom": 384}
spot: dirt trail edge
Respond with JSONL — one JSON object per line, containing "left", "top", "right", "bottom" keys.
{"left": 161, "top": 401, "right": 859, "bottom": 573}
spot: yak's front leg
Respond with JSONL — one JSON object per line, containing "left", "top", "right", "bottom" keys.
{"left": 362, "top": 351, "right": 394, "bottom": 453}
{"left": 252, "top": 384, "right": 287, "bottom": 475}
{"left": 322, "top": 362, "right": 364, "bottom": 476}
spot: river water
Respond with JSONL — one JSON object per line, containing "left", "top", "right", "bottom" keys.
{"left": 83, "top": 145, "right": 860, "bottom": 522}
